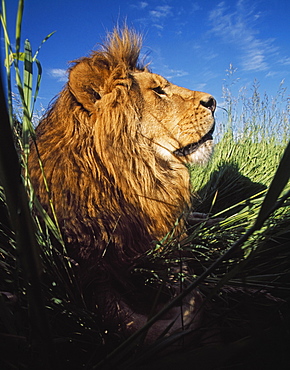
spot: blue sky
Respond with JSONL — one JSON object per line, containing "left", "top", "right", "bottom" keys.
{"left": 3, "top": 0, "right": 290, "bottom": 118}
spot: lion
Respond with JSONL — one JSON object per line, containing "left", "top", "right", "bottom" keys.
{"left": 28, "top": 28, "right": 216, "bottom": 343}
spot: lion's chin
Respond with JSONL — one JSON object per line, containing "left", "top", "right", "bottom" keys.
{"left": 173, "top": 124, "right": 215, "bottom": 165}
{"left": 173, "top": 125, "right": 214, "bottom": 158}
{"left": 185, "top": 140, "right": 214, "bottom": 165}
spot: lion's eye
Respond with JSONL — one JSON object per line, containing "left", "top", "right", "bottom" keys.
{"left": 152, "top": 86, "right": 166, "bottom": 95}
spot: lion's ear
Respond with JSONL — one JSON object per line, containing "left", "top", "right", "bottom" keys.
{"left": 68, "top": 59, "right": 107, "bottom": 112}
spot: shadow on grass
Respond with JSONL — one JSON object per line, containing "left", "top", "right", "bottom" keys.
{"left": 193, "top": 162, "right": 267, "bottom": 217}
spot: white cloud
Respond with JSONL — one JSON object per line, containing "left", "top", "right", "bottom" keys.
{"left": 208, "top": 0, "right": 275, "bottom": 72}
{"left": 152, "top": 24, "right": 164, "bottom": 31}
{"left": 150, "top": 57, "right": 188, "bottom": 81}
{"left": 191, "top": 3, "right": 201, "bottom": 12}
{"left": 132, "top": 2, "right": 174, "bottom": 36}
{"left": 279, "top": 57, "right": 290, "bottom": 66}
{"left": 194, "top": 83, "right": 207, "bottom": 91}
{"left": 48, "top": 68, "right": 67, "bottom": 82}
{"left": 149, "top": 5, "right": 172, "bottom": 19}
{"left": 139, "top": 2, "right": 148, "bottom": 9}
{"left": 203, "top": 52, "right": 219, "bottom": 61}
{"left": 132, "top": 2, "right": 148, "bottom": 10}
{"left": 266, "top": 71, "right": 279, "bottom": 78}
{"left": 165, "top": 68, "right": 189, "bottom": 79}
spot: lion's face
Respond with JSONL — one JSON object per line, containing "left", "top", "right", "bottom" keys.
{"left": 68, "top": 58, "right": 215, "bottom": 168}
{"left": 133, "top": 71, "right": 216, "bottom": 165}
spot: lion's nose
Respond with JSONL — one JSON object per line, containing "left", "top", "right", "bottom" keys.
{"left": 200, "top": 95, "right": 216, "bottom": 112}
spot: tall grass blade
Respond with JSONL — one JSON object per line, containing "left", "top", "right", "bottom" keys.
{"left": 32, "top": 32, "right": 55, "bottom": 113}
{"left": 254, "top": 140, "right": 290, "bottom": 229}
{"left": 32, "top": 57, "right": 42, "bottom": 114}
{"left": 0, "top": 0, "right": 13, "bottom": 123}
{"left": 0, "top": 72, "right": 55, "bottom": 368}
{"left": 23, "top": 39, "right": 32, "bottom": 114}
{"left": 33, "top": 31, "right": 55, "bottom": 61}
{"left": 15, "top": 0, "right": 24, "bottom": 59}
{"left": 22, "top": 39, "right": 33, "bottom": 166}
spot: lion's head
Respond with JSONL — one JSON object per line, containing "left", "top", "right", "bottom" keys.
{"left": 29, "top": 27, "right": 215, "bottom": 341}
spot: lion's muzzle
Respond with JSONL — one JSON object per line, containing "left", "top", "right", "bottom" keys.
{"left": 173, "top": 124, "right": 215, "bottom": 157}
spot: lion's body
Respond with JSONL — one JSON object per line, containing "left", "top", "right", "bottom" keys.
{"left": 29, "top": 28, "right": 215, "bottom": 340}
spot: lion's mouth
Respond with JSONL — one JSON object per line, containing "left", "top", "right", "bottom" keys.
{"left": 173, "top": 124, "right": 215, "bottom": 157}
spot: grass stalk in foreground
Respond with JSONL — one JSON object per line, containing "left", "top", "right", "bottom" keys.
{"left": 95, "top": 180, "right": 290, "bottom": 369}
{"left": 0, "top": 71, "right": 55, "bottom": 368}
{"left": 0, "top": 0, "right": 57, "bottom": 365}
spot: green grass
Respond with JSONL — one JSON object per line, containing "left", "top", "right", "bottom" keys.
{"left": 1, "top": 1, "right": 290, "bottom": 369}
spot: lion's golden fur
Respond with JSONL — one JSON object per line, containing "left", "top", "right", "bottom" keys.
{"left": 29, "top": 28, "right": 215, "bottom": 338}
